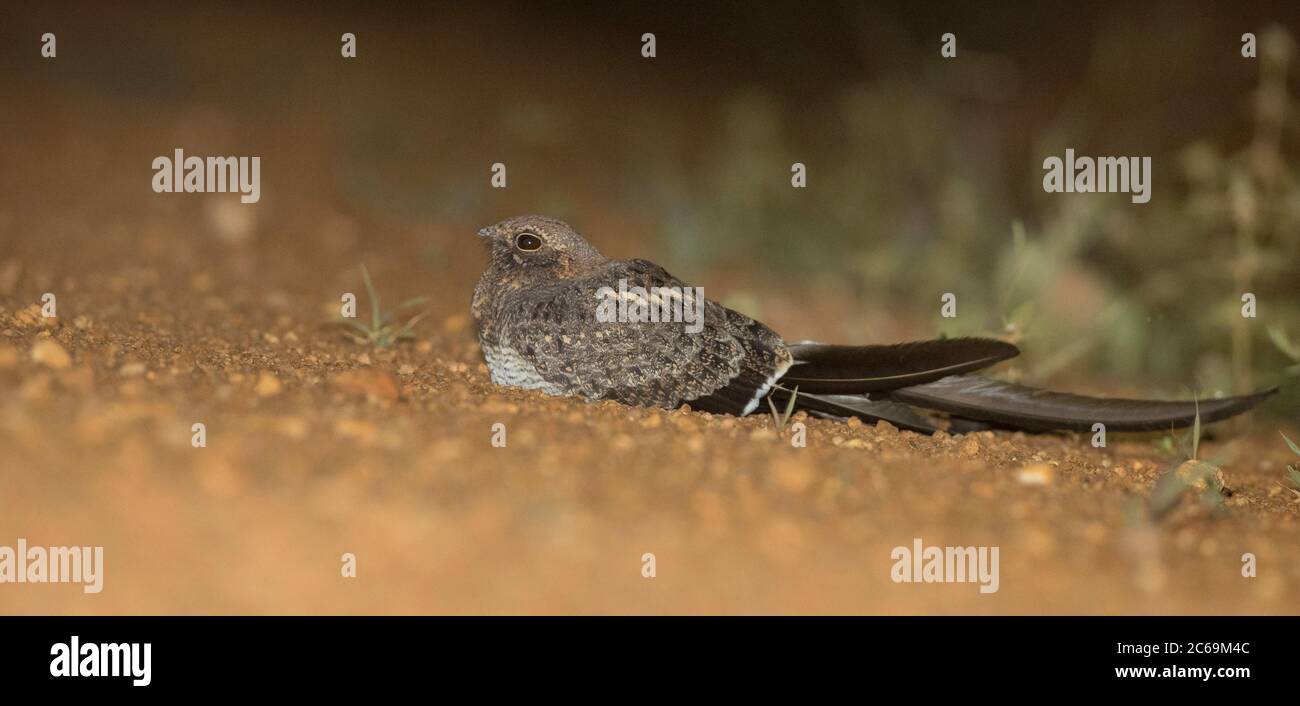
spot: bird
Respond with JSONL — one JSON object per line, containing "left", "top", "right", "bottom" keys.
{"left": 471, "top": 215, "right": 1278, "bottom": 434}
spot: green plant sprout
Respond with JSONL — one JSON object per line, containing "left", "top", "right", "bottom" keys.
{"left": 337, "top": 264, "right": 431, "bottom": 348}
{"left": 1147, "top": 400, "right": 1232, "bottom": 520}
{"left": 1267, "top": 327, "right": 1300, "bottom": 376}
{"left": 767, "top": 386, "right": 799, "bottom": 433}
{"left": 1278, "top": 431, "right": 1300, "bottom": 499}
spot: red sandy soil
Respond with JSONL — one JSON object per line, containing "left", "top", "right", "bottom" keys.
{"left": 1, "top": 239, "right": 1297, "bottom": 615}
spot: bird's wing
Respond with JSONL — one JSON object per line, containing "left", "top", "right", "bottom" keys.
{"left": 885, "top": 375, "right": 1279, "bottom": 432}
{"left": 782, "top": 338, "right": 1020, "bottom": 393}
{"left": 782, "top": 337, "right": 1276, "bottom": 432}
{"left": 508, "top": 258, "right": 791, "bottom": 414}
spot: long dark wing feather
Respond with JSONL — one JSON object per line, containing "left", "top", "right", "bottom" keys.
{"left": 887, "top": 375, "right": 1279, "bottom": 432}
{"left": 781, "top": 338, "right": 1019, "bottom": 393}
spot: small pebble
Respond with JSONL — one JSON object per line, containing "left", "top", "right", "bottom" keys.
{"left": 30, "top": 338, "right": 71, "bottom": 369}
{"left": 255, "top": 371, "right": 283, "bottom": 397}
{"left": 119, "top": 361, "right": 147, "bottom": 377}
{"left": 1016, "top": 463, "right": 1054, "bottom": 486}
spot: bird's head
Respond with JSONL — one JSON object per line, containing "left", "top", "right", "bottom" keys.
{"left": 476, "top": 215, "right": 605, "bottom": 280}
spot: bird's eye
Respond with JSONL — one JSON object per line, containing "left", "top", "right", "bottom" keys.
{"left": 515, "top": 232, "right": 543, "bottom": 251}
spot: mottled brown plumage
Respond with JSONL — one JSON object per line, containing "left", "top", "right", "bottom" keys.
{"left": 472, "top": 215, "right": 1278, "bottom": 433}
{"left": 472, "top": 215, "right": 792, "bottom": 415}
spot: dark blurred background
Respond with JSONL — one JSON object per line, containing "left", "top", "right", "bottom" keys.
{"left": 2, "top": 0, "right": 1298, "bottom": 414}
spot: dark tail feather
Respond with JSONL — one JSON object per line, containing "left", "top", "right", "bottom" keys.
{"left": 770, "top": 385, "right": 940, "bottom": 433}
{"left": 886, "top": 375, "right": 1279, "bottom": 432}
{"left": 782, "top": 338, "right": 1019, "bottom": 394}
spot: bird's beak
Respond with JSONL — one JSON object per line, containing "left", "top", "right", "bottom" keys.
{"left": 476, "top": 227, "right": 492, "bottom": 238}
